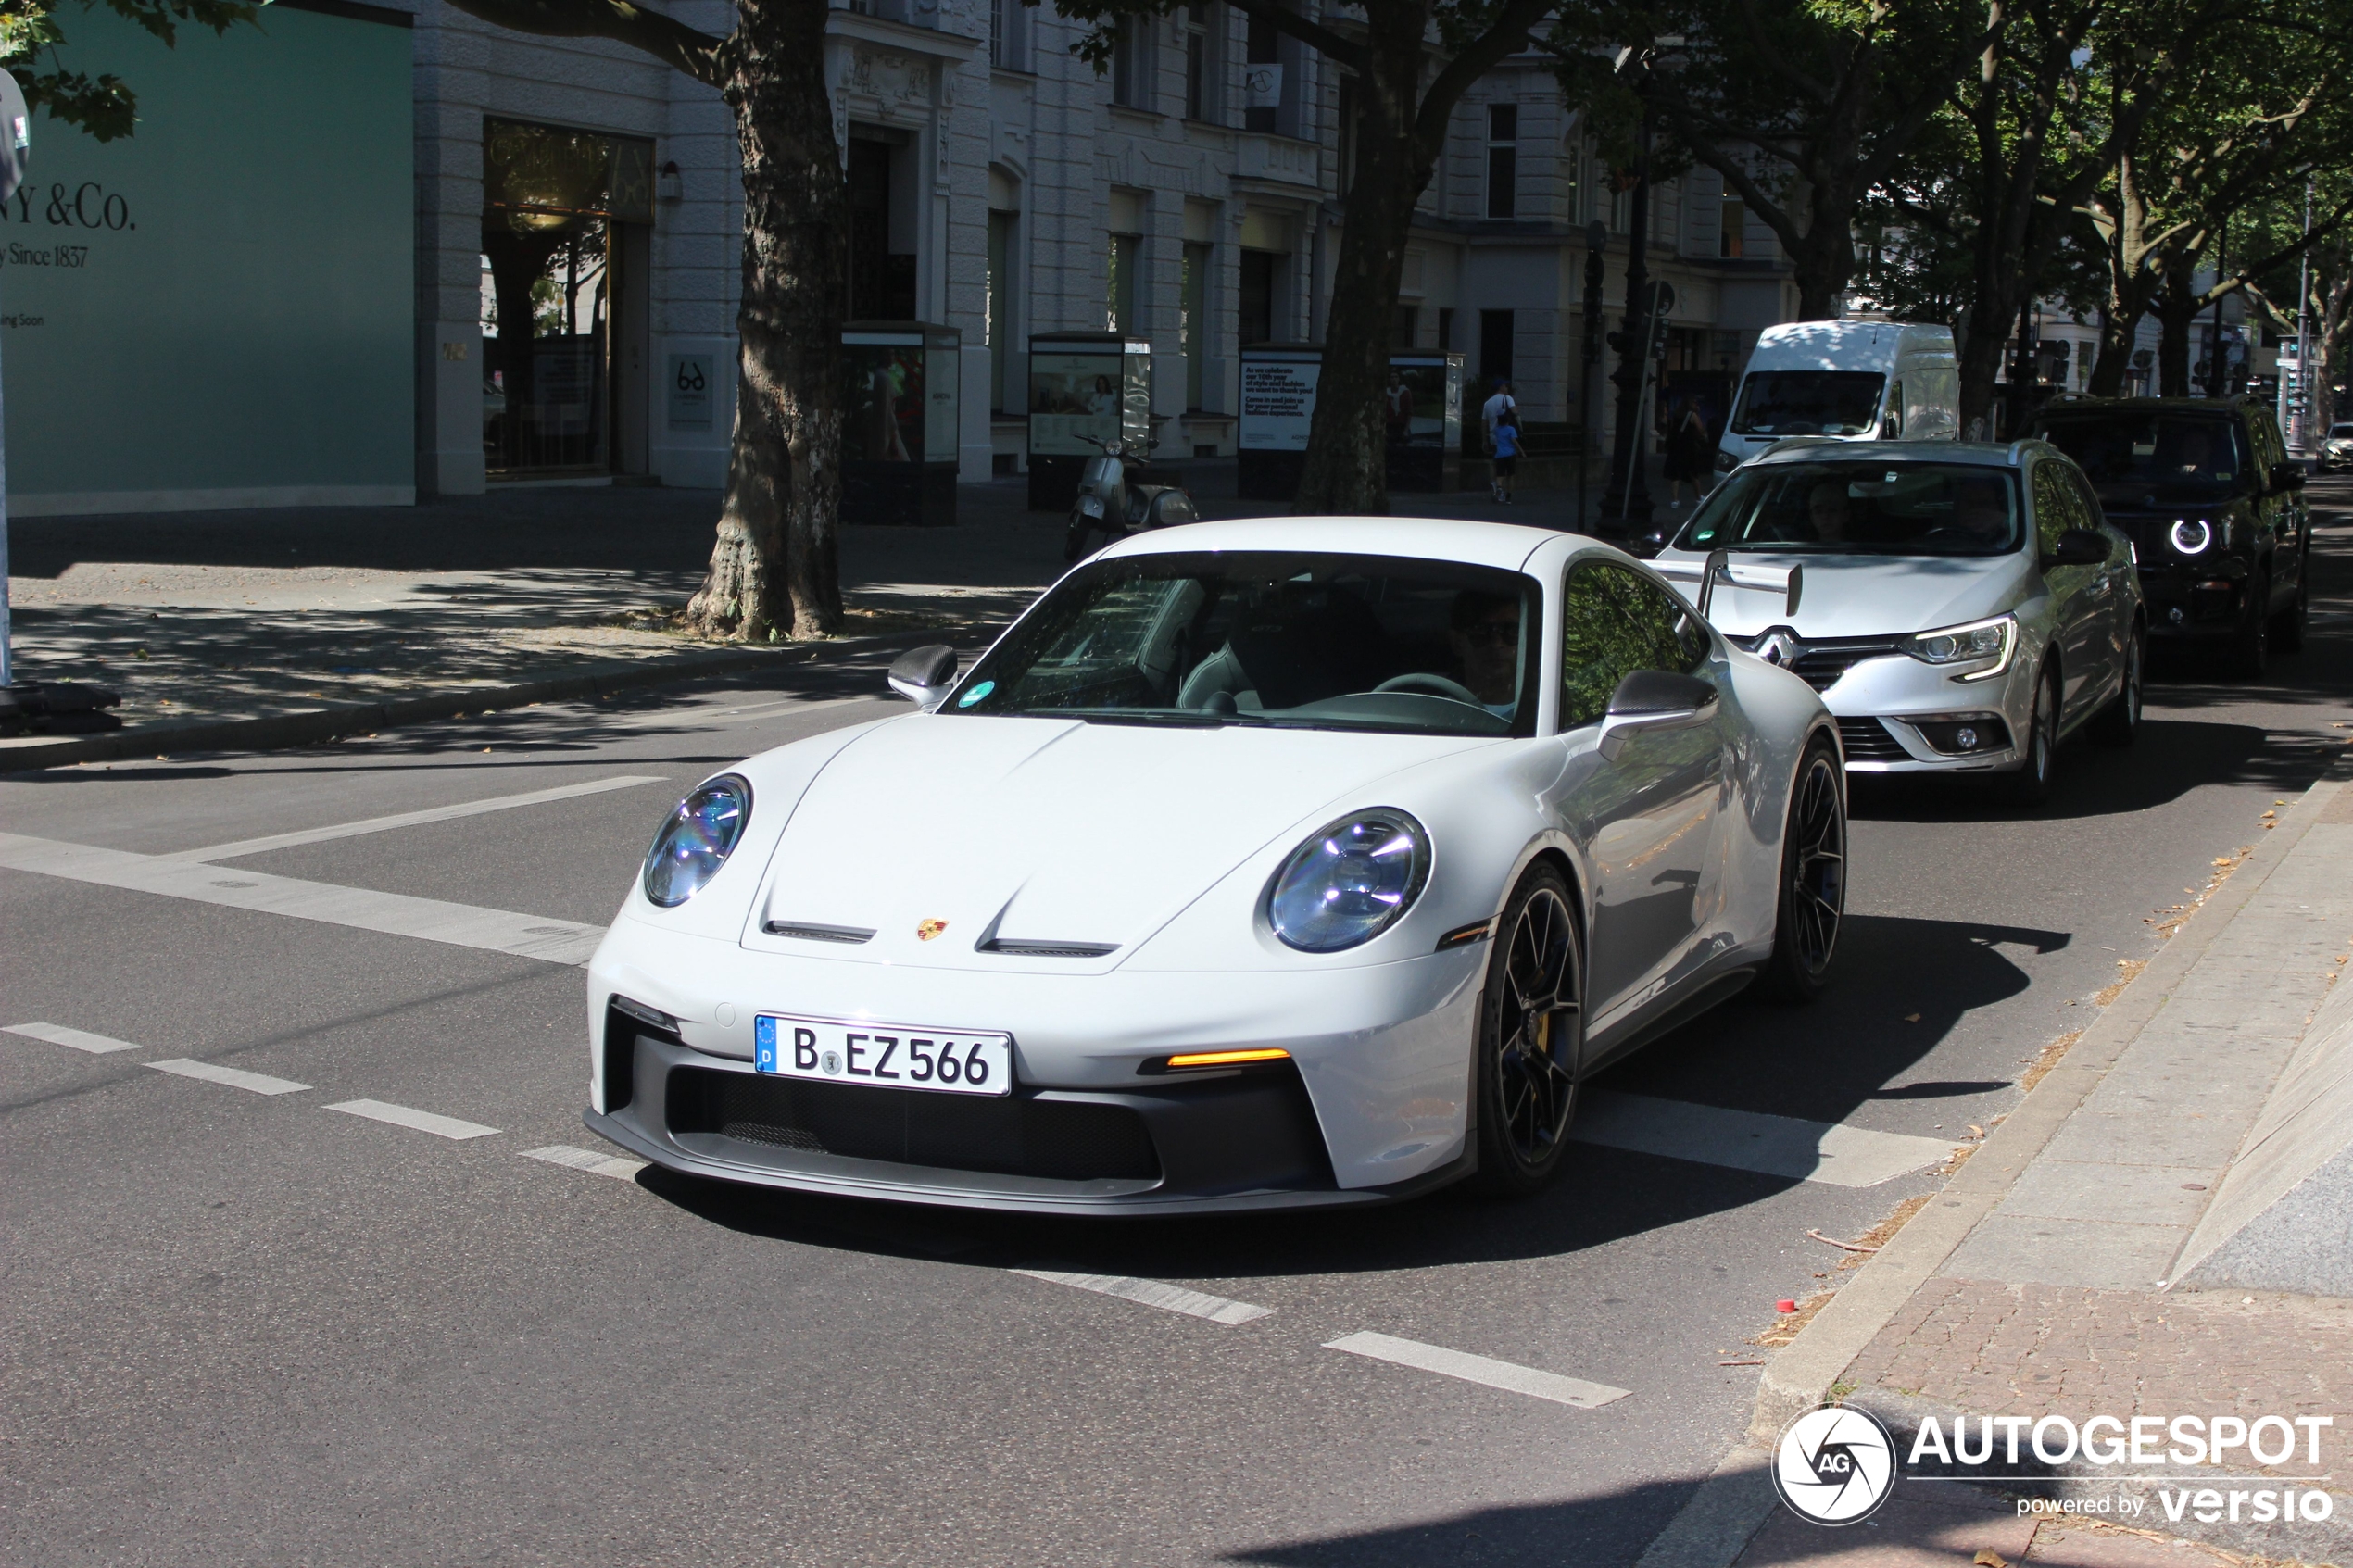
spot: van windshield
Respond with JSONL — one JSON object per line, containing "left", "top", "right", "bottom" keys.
{"left": 1676, "top": 461, "right": 2022, "bottom": 556}
{"left": 1730, "top": 372, "right": 1886, "bottom": 436}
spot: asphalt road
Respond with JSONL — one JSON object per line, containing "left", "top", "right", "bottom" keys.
{"left": 5, "top": 492, "right": 2349, "bottom": 1567}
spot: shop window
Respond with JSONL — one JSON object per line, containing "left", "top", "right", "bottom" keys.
{"left": 988, "top": 209, "right": 1018, "bottom": 412}
{"left": 1480, "top": 308, "right": 1514, "bottom": 387}
{"left": 847, "top": 135, "right": 917, "bottom": 320}
{"left": 1239, "top": 248, "right": 1279, "bottom": 345}
{"left": 1392, "top": 306, "right": 1418, "bottom": 348}
{"left": 480, "top": 118, "right": 653, "bottom": 477}
{"left": 1181, "top": 241, "right": 1212, "bottom": 408}
{"left": 1720, "top": 199, "right": 1745, "bottom": 258}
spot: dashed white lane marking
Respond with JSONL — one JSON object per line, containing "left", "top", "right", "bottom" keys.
{"left": 1012, "top": 1269, "right": 1277, "bottom": 1326}
{"left": 523, "top": 1144, "right": 648, "bottom": 1180}
{"left": 1323, "top": 1331, "right": 1631, "bottom": 1409}
{"left": 5, "top": 1022, "right": 142, "bottom": 1054}
{"left": 1570, "top": 1089, "right": 1957, "bottom": 1187}
{"left": 146, "top": 1059, "right": 310, "bottom": 1096}
{"left": 174, "top": 775, "right": 671, "bottom": 862}
{"left": 0, "top": 833, "right": 605, "bottom": 966}
{"left": 326, "top": 1099, "right": 499, "bottom": 1140}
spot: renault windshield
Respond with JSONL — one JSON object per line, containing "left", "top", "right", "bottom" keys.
{"left": 1674, "top": 460, "right": 2023, "bottom": 557}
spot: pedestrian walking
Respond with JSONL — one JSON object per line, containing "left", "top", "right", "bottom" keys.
{"left": 1491, "top": 408, "right": 1522, "bottom": 505}
{"left": 1661, "top": 396, "right": 1713, "bottom": 508}
{"left": 1480, "top": 378, "right": 1516, "bottom": 452}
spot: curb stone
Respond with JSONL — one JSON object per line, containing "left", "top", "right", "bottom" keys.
{"left": 0, "top": 623, "right": 998, "bottom": 773}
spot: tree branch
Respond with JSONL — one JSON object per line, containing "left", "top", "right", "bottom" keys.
{"left": 438, "top": 0, "right": 725, "bottom": 84}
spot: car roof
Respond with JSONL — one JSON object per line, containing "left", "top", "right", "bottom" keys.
{"left": 1100, "top": 515, "right": 1576, "bottom": 571}
{"left": 2038, "top": 396, "right": 2256, "bottom": 419}
{"left": 1745, "top": 438, "right": 2056, "bottom": 470}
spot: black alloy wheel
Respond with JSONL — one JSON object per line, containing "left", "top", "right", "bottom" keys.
{"left": 2233, "top": 568, "right": 2271, "bottom": 680}
{"left": 1758, "top": 739, "right": 1846, "bottom": 1002}
{"left": 2274, "top": 566, "right": 2309, "bottom": 654}
{"left": 1468, "top": 864, "right": 1583, "bottom": 1197}
{"left": 2090, "top": 623, "right": 2143, "bottom": 747}
{"left": 2003, "top": 664, "right": 2059, "bottom": 805}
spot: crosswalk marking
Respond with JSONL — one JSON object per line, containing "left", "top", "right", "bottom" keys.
{"left": 146, "top": 1059, "right": 310, "bottom": 1096}
{"left": 523, "top": 1144, "right": 648, "bottom": 1180}
{"left": 1570, "top": 1090, "right": 1957, "bottom": 1187}
{"left": 1012, "top": 1270, "right": 1276, "bottom": 1326}
{"left": 1324, "top": 1331, "right": 1631, "bottom": 1409}
{"left": 5, "top": 1022, "right": 142, "bottom": 1054}
{"left": 326, "top": 1099, "right": 499, "bottom": 1140}
{"left": 0, "top": 832, "right": 606, "bottom": 966}
{"left": 173, "top": 775, "right": 671, "bottom": 862}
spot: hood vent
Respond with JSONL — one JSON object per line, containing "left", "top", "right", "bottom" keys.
{"left": 977, "top": 937, "right": 1121, "bottom": 959}
{"left": 763, "top": 921, "right": 876, "bottom": 945}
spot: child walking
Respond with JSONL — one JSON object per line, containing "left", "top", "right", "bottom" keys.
{"left": 1491, "top": 410, "right": 1521, "bottom": 505}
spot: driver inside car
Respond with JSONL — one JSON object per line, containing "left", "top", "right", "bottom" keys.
{"left": 1450, "top": 590, "right": 1523, "bottom": 715}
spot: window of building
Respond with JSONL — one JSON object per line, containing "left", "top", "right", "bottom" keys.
{"left": 1112, "top": 22, "right": 1154, "bottom": 110}
{"left": 988, "top": 209, "right": 1017, "bottom": 412}
{"left": 1243, "top": 11, "right": 1283, "bottom": 134}
{"left": 1108, "top": 232, "right": 1141, "bottom": 332}
{"left": 1438, "top": 307, "right": 1455, "bottom": 349}
{"left": 1479, "top": 308, "right": 1514, "bottom": 387}
{"left": 1485, "top": 104, "right": 1518, "bottom": 220}
{"left": 1183, "top": 4, "right": 1217, "bottom": 121}
{"left": 1239, "top": 248, "right": 1279, "bottom": 345}
{"left": 1181, "top": 241, "right": 1212, "bottom": 408}
{"left": 1392, "top": 305, "right": 1418, "bottom": 348}
{"left": 1720, "top": 199, "right": 1744, "bottom": 258}
{"left": 989, "top": 0, "right": 1027, "bottom": 69}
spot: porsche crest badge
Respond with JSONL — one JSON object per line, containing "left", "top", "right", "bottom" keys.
{"left": 915, "top": 919, "right": 949, "bottom": 942}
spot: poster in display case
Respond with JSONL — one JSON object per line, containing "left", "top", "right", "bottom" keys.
{"left": 1238, "top": 344, "right": 1321, "bottom": 500}
{"left": 1383, "top": 351, "right": 1464, "bottom": 492}
{"left": 1026, "top": 332, "right": 1151, "bottom": 510}
{"left": 842, "top": 323, "right": 960, "bottom": 526}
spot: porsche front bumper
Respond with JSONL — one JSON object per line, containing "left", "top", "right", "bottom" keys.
{"left": 584, "top": 920, "right": 1488, "bottom": 1213}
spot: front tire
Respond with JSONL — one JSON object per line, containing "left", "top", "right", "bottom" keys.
{"left": 2090, "top": 623, "right": 2143, "bottom": 747}
{"left": 1467, "top": 863, "right": 1584, "bottom": 1198}
{"left": 1756, "top": 738, "right": 1846, "bottom": 1002}
{"left": 2002, "top": 662, "right": 2060, "bottom": 805}
{"left": 2274, "top": 566, "right": 2309, "bottom": 654}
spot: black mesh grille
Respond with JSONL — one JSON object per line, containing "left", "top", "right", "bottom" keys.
{"left": 668, "top": 1068, "right": 1161, "bottom": 1182}
{"left": 1836, "top": 717, "right": 1913, "bottom": 763}
{"left": 1787, "top": 642, "right": 1903, "bottom": 693}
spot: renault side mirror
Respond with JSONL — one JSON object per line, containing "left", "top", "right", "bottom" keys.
{"left": 887, "top": 645, "right": 960, "bottom": 709}
{"left": 2042, "top": 529, "right": 2108, "bottom": 569}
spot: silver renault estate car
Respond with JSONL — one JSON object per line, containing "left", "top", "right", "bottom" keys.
{"left": 1653, "top": 440, "right": 2143, "bottom": 803}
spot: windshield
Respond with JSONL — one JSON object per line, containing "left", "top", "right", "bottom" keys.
{"left": 1730, "top": 371, "right": 1886, "bottom": 436}
{"left": 1675, "top": 461, "right": 2023, "bottom": 556}
{"left": 946, "top": 552, "right": 1540, "bottom": 737}
{"left": 2331, "top": 424, "right": 2353, "bottom": 439}
{"left": 2033, "top": 411, "right": 2250, "bottom": 495}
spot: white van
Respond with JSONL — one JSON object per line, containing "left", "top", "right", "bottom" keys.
{"left": 1717, "top": 321, "right": 1959, "bottom": 475}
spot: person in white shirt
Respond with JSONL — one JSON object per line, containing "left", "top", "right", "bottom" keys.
{"left": 1480, "top": 380, "right": 1516, "bottom": 500}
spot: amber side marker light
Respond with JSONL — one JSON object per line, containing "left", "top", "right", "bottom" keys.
{"left": 1163, "top": 1047, "right": 1292, "bottom": 1070}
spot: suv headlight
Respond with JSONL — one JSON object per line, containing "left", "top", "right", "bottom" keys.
{"left": 2170, "top": 518, "right": 2213, "bottom": 555}
{"left": 1904, "top": 614, "right": 2016, "bottom": 681}
{"left": 642, "top": 774, "right": 751, "bottom": 907}
{"left": 1266, "top": 809, "right": 1429, "bottom": 953}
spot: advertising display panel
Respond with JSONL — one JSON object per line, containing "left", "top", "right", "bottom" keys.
{"left": 842, "top": 324, "right": 960, "bottom": 525}
{"left": 1027, "top": 332, "right": 1151, "bottom": 510}
{"left": 1238, "top": 344, "right": 1322, "bottom": 499}
{"left": 1385, "top": 352, "right": 1465, "bottom": 492}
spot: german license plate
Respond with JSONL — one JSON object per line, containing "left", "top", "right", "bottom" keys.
{"left": 753, "top": 1013, "right": 1013, "bottom": 1097}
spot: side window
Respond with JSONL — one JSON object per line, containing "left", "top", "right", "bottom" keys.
{"left": 2065, "top": 468, "right": 2108, "bottom": 535}
{"left": 1559, "top": 563, "right": 1699, "bottom": 728}
{"left": 2031, "top": 464, "right": 2072, "bottom": 555}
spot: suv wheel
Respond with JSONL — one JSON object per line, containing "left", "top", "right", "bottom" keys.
{"left": 2273, "top": 567, "right": 2309, "bottom": 655}
{"left": 2090, "top": 625, "right": 2143, "bottom": 747}
{"left": 2233, "top": 568, "right": 2271, "bottom": 680}
{"left": 2003, "top": 663, "right": 2060, "bottom": 805}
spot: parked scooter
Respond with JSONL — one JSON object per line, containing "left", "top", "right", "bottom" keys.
{"left": 1064, "top": 439, "right": 1199, "bottom": 560}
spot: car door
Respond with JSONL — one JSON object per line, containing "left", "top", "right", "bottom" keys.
{"left": 2032, "top": 460, "right": 2109, "bottom": 724}
{"left": 2247, "top": 410, "right": 2305, "bottom": 610}
{"left": 1551, "top": 560, "right": 1726, "bottom": 1045}
{"left": 2064, "top": 463, "right": 2132, "bottom": 694}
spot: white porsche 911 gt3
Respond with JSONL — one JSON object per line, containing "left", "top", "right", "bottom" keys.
{"left": 584, "top": 517, "right": 1845, "bottom": 1212}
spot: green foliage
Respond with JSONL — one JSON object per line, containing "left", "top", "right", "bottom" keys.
{"left": 2, "top": 0, "right": 264, "bottom": 142}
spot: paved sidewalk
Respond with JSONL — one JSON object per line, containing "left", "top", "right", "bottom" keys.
{"left": 1730, "top": 768, "right": 2353, "bottom": 1567}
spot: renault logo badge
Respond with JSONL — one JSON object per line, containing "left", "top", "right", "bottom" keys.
{"left": 1758, "top": 630, "right": 1801, "bottom": 668}
{"left": 915, "top": 919, "right": 949, "bottom": 941}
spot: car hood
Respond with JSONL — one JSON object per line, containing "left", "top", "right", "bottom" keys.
{"left": 1658, "top": 550, "right": 2029, "bottom": 639}
{"left": 746, "top": 714, "right": 1488, "bottom": 970}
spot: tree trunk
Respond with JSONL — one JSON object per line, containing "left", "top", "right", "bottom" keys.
{"left": 1292, "top": 62, "right": 1431, "bottom": 516}
{"left": 686, "top": 0, "right": 847, "bottom": 641}
{"left": 1957, "top": 304, "right": 2011, "bottom": 438}
{"left": 2313, "top": 275, "right": 2350, "bottom": 435}
{"left": 2155, "top": 270, "right": 2196, "bottom": 396}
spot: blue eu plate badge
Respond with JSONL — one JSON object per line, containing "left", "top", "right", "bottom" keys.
{"left": 754, "top": 1015, "right": 781, "bottom": 1073}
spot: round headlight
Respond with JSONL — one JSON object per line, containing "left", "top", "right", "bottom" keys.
{"left": 2170, "top": 518, "right": 2211, "bottom": 555}
{"left": 642, "top": 774, "right": 751, "bottom": 907}
{"left": 1266, "top": 810, "right": 1430, "bottom": 953}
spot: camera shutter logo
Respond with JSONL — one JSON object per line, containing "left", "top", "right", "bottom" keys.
{"left": 1773, "top": 1405, "right": 1897, "bottom": 1525}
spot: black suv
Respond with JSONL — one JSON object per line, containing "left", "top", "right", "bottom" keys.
{"left": 2031, "top": 398, "right": 2309, "bottom": 675}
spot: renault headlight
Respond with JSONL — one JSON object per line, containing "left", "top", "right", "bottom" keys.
{"left": 2170, "top": 518, "right": 2212, "bottom": 555}
{"left": 1266, "top": 810, "right": 1430, "bottom": 953}
{"left": 1903, "top": 614, "right": 2016, "bottom": 680}
{"left": 642, "top": 774, "right": 751, "bottom": 907}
